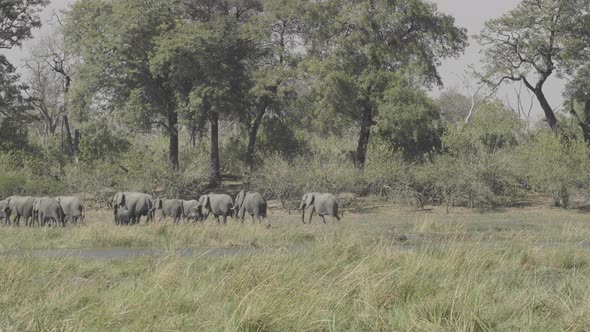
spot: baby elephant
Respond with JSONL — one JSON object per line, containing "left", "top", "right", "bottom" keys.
{"left": 117, "top": 208, "right": 132, "bottom": 225}
{"left": 185, "top": 207, "right": 202, "bottom": 223}
{"left": 154, "top": 198, "right": 184, "bottom": 223}
{"left": 233, "top": 190, "right": 269, "bottom": 226}
{"left": 300, "top": 192, "right": 341, "bottom": 224}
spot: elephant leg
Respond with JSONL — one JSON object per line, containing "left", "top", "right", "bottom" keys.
{"left": 320, "top": 215, "right": 326, "bottom": 224}
{"left": 308, "top": 209, "right": 315, "bottom": 224}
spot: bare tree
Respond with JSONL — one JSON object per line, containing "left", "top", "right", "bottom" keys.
{"left": 24, "top": 17, "right": 79, "bottom": 155}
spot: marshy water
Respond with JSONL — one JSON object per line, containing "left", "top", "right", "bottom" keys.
{"left": 2, "top": 236, "right": 590, "bottom": 260}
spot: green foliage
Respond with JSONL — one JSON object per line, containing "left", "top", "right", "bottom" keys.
{"left": 78, "top": 122, "right": 130, "bottom": 163}
{"left": 376, "top": 81, "right": 443, "bottom": 162}
{"left": 0, "top": 56, "right": 31, "bottom": 153}
{"left": 257, "top": 118, "right": 307, "bottom": 160}
{"left": 517, "top": 131, "right": 590, "bottom": 208}
{"left": 436, "top": 87, "right": 473, "bottom": 125}
{"left": 220, "top": 135, "right": 248, "bottom": 177}
{"left": 0, "top": 174, "right": 27, "bottom": 198}
{"left": 0, "top": 0, "right": 48, "bottom": 49}
{"left": 444, "top": 101, "right": 524, "bottom": 156}
{"left": 0, "top": 116, "right": 29, "bottom": 152}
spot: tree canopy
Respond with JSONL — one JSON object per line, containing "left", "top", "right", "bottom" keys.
{"left": 478, "top": 0, "right": 590, "bottom": 133}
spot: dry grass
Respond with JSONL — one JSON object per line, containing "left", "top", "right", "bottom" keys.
{"left": 1, "top": 200, "right": 590, "bottom": 330}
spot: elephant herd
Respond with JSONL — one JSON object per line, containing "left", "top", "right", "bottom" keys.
{"left": 0, "top": 191, "right": 341, "bottom": 227}
{"left": 112, "top": 191, "right": 270, "bottom": 226}
{"left": 0, "top": 196, "right": 84, "bottom": 227}
{"left": 113, "top": 190, "right": 342, "bottom": 226}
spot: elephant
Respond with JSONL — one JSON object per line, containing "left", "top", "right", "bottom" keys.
{"left": 35, "top": 197, "right": 66, "bottom": 227}
{"left": 186, "top": 210, "right": 201, "bottom": 223}
{"left": 233, "top": 190, "right": 269, "bottom": 226}
{"left": 116, "top": 207, "right": 132, "bottom": 225}
{"left": 197, "top": 193, "right": 233, "bottom": 224}
{"left": 182, "top": 200, "right": 199, "bottom": 217}
{"left": 56, "top": 196, "right": 85, "bottom": 225}
{"left": 112, "top": 192, "right": 155, "bottom": 225}
{"left": 3, "top": 196, "right": 36, "bottom": 226}
{"left": 300, "top": 192, "right": 341, "bottom": 224}
{"left": 154, "top": 198, "right": 184, "bottom": 223}
{"left": 0, "top": 200, "right": 6, "bottom": 225}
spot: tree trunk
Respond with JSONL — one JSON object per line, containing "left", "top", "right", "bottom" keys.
{"left": 62, "top": 115, "right": 76, "bottom": 157}
{"left": 209, "top": 110, "right": 221, "bottom": 187}
{"left": 189, "top": 116, "right": 197, "bottom": 148}
{"left": 168, "top": 108, "right": 179, "bottom": 172}
{"left": 534, "top": 89, "right": 558, "bottom": 132}
{"left": 245, "top": 102, "right": 267, "bottom": 175}
{"left": 354, "top": 104, "right": 373, "bottom": 169}
{"left": 582, "top": 100, "right": 590, "bottom": 143}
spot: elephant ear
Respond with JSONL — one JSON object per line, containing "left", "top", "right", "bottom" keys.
{"left": 117, "top": 193, "right": 125, "bottom": 206}
{"left": 2, "top": 201, "right": 9, "bottom": 213}
{"left": 204, "top": 195, "right": 211, "bottom": 209}
{"left": 305, "top": 193, "right": 315, "bottom": 207}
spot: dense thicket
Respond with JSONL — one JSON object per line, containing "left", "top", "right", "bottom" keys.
{"left": 2, "top": 0, "right": 590, "bottom": 209}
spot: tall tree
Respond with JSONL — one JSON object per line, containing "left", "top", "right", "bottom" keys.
{"left": 65, "top": 0, "right": 181, "bottom": 171}
{"left": 0, "top": 0, "right": 49, "bottom": 50}
{"left": 0, "top": 0, "right": 48, "bottom": 151}
{"left": 0, "top": 57, "right": 30, "bottom": 151}
{"left": 240, "top": 0, "right": 307, "bottom": 176}
{"left": 305, "top": 0, "right": 467, "bottom": 168}
{"left": 151, "top": 1, "right": 258, "bottom": 186}
{"left": 564, "top": 65, "right": 590, "bottom": 141}
{"left": 24, "top": 29, "right": 73, "bottom": 139}
{"left": 478, "top": 0, "right": 590, "bottom": 134}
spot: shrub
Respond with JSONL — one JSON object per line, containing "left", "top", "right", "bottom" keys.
{"left": 78, "top": 122, "right": 130, "bottom": 163}
{"left": 516, "top": 131, "right": 590, "bottom": 207}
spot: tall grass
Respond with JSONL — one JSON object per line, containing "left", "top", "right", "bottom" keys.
{"left": 1, "top": 218, "right": 590, "bottom": 330}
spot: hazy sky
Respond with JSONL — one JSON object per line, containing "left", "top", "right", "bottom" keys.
{"left": 3, "top": 0, "right": 564, "bottom": 122}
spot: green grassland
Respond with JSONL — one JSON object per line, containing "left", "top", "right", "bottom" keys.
{"left": 1, "top": 200, "right": 590, "bottom": 331}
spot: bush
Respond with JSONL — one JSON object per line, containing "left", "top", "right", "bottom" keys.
{"left": 252, "top": 152, "right": 365, "bottom": 208}
{"left": 516, "top": 131, "right": 590, "bottom": 207}
{"left": 78, "top": 122, "right": 130, "bottom": 163}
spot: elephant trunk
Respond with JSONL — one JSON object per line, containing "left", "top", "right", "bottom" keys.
{"left": 301, "top": 205, "right": 306, "bottom": 224}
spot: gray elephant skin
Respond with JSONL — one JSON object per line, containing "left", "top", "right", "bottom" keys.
{"left": 233, "top": 190, "right": 269, "bottom": 225}
{"left": 182, "top": 199, "right": 198, "bottom": 216}
{"left": 197, "top": 194, "right": 233, "bottom": 224}
{"left": 116, "top": 207, "right": 132, "bottom": 225}
{"left": 155, "top": 198, "right": 184, "bottom": 223}
{"left": 182, "top": 199, "right": 201, "bottom": 223}
{"left": 3, "top": 196, "right": 36, "bottom": 226}
{"left": 0, "top": 199, "right": 7, "bottom": 225}
{"left": 300, "top": 192, "right": 341, "bottom": 224}
{"left": 56, "top": 196, "right": 85, "bottom": 224}
{"left": 35, "top": 197, "right": 66, "bottom": 227}
{"left": 112, "top": 192, "right": 155, "bottom": 225}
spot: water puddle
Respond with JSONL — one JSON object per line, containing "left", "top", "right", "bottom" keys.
{"left": 1, "top": 239, "right": 589, "bottom": 260}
